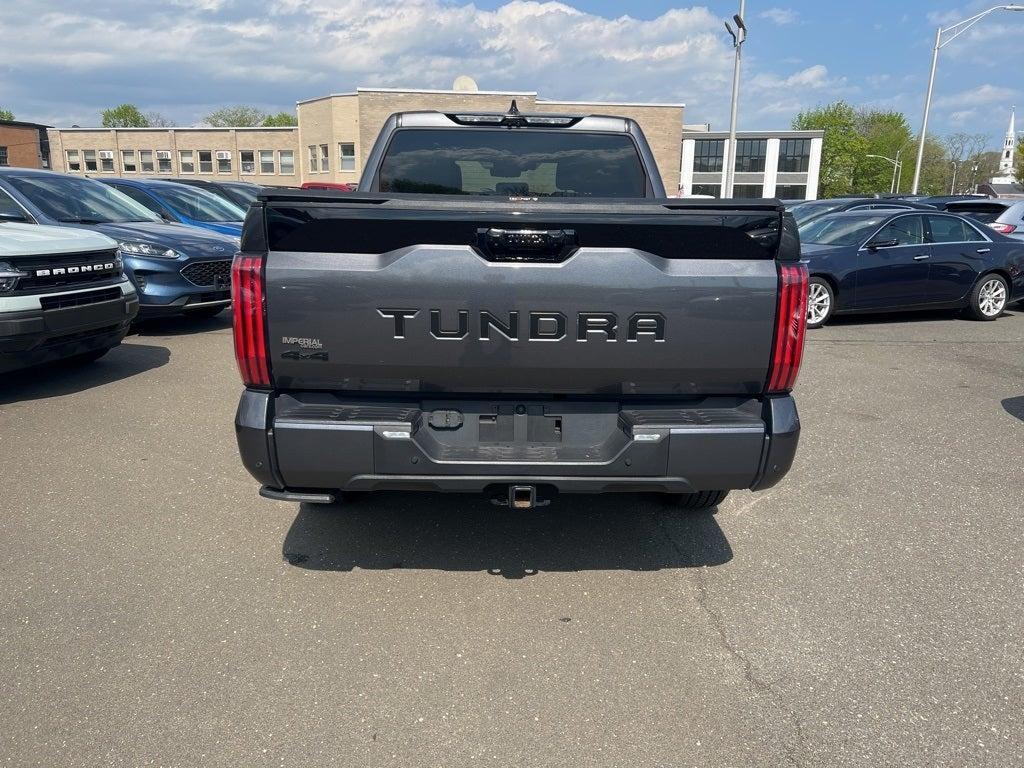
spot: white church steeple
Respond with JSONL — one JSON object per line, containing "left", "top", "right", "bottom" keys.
{"left": 994, "top": 106, "right": 1016, "bottom": 181}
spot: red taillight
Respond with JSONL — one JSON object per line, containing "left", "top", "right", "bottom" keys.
{"left": 766, "top": 263, "right": 808, "bottom": 393}
{"left": 231, "top": 254, "right": 271, "bottom": 387}
{"left": 989, "top": 223, "right": 1017, "bottom": 234}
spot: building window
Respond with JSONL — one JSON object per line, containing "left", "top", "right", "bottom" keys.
{"left": 99, "top": 151, "right": 115, "bottom": 172}
{"left": 733, "top": 184, "right": 764, "bottom": 198}
{"left": 240, "top": 150, "right": 255, "bottom": 174}
{"left": 693, "top": 139, "right": 724, "bottom": 173}
{"left": 778, "top": 139, "right": 811, "bottom": 173}
{"left": 83, "top": 150, "right": 98, "bottom": 172}
{"left": 691, "top": 183, "right": 721, "bottom": 197}
{"left": 734, "top": 139, "right": 767, "bottom": 172}
{"left": 0, "top": 146, "right": 7, "bottom": 166}
{"left": 259, "top": 149, "right": 274, "bottom": 174}
{"left": 774, "top": 184, "right": 807, "bottom": 200}
{"left": 121, "top": 150, "right": 137, "bottom": 173}
{"left": 320, "top": 144, "right": 329, "bottom": 172}
{"left": 339, "top": 142, "right": 356, "bottom": 172}
{"left": 156, "top": 151, "right": 172, "bottom": 173}
{"left": 66, "top": 150, "right": 81, "bottom": 171}
{"left": 198, "top": 150, "right": 213, "bottom": 174}
{"left": 216, "top": 151, "right": 231, "bottom": 173}
{"left": 279, "top": 150, "right": 295, "bottom": 175}
{"left": 179, "top": 150, "right": 195, "bottom": 174}
{"left": 308, "top": 145, "right": 318, "bottom": 173}
{"left": 139, "top": 150, "right": 154, "bottom": 173}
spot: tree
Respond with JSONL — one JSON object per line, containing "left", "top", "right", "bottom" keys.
{"left": 0, "top": 107, "right": 14, "bottom": 121}
{"left": 853, "top": 109, "right": 914, "bottom": 194}
{"left": 203, "top": 105, "right": 267, "bottom": 127}
{"left": 102, "top": 104, "right": 149, "bottom": 128}
{"left": 942, "top": 133, "right": 989, "bottom": 194}
{"left": 262, "top": 112, "right": 297, "bottom": 127}
{"left": 1016, "top": 137, "right": 1024, "bottom": 185}
{"left": 145, "top": 111, "right": 174, "bottom": 127}
{"left": 966, "top": 150, "right": 1001, "bottom": 191}
{"left": 792, "top": 102, "right": 867, "bottom": 198}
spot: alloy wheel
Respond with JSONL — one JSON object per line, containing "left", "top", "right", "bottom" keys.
{"left": 807, "top": 281, "right": 831, "bottom": 326}
{"left": 978, "top": 278, "right": 1007, "bottom": 318}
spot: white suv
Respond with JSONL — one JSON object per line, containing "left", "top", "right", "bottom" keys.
{"left": 0, "top": 222, "right": 138, "bottom": 374}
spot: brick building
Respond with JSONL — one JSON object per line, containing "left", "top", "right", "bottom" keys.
{"left": 0, "top": 120, "right": 52, "bottom": 170}
{"left": 46, "top": 87, "right": 685, "bottom": 191}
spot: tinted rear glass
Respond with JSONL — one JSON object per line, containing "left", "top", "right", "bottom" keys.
{"left": 946, "top": 204, "right": 1008, "bottom": 224}
{"left": 378, "top": 129, "right": 646, "bottom": 198}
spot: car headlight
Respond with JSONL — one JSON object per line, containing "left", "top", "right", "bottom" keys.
{"left": 118, "top": 241, "right": 179, "bottom": 259}
{"left": 0, "top": 261, "right": 28, "bottom": 292}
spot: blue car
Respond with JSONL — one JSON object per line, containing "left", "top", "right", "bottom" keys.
{"left": 799, "top": 209, "right": 1024, "bottom": 327}
{"left": 0, "top": 168, "right": 238, "bottom": 318}
{"left": 97, "top": 177, "right": 245, "bottom": 237}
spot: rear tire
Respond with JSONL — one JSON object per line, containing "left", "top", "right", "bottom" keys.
{"left": 967, "top": 273, "right": 1009, "bottom": 321}
{"left": 663, "top": 490, "right": 729, "bottom": 512}
{"left": 806, "top": 277, "right": 834, "bottom": 328}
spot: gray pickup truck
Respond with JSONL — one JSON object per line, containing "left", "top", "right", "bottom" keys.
{"left": 233, "top": 104, "right": 807, "bottom": 511}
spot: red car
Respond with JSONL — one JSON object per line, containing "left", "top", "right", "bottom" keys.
{"left": 299, "top": 182, "right": 356, "bottom": 191}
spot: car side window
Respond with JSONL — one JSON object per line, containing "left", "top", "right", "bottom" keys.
{"left": 926, "top": 215, "right": 982, "bottom": 243}
{"left": 871, "top": 216, "right": 925, "bottom": 246}
{"left": 0, "top": 187, "right": 29, "bottom": 220}
{"left": 113, "top": 185, "right": 165, "bottom": 217}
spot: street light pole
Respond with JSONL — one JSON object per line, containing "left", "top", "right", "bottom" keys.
{"left": 911, "top": 5, "right": 1024, "bottom": 194}
{"left": 723, "top": 1, "right": 746, "bottom": 198}
{"left": 865, "top": 153, "right": 902, "bottom": 194}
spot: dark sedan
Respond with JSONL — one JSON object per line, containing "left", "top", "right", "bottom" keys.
{"left": 0, "top": 169, "right": 238, "bottom": 318}
{"left": 161, "top": 178, "right": 261, "bottom": 209}
{"left": 799, "top": 210, "right": 1023, "bottom": 327}
{"left": 789, "top": 197, "right": 935, "bottom": 227}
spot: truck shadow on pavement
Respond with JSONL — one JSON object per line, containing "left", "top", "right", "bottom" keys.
{"left": 1003, "top": 396, "right": 1024, "bottom": 423}
{"left": 282, "top": 493, "right": 732, "bottom": 579}
{"left": 0, "top": 342, "right": 169, "bottom": 405}
{"left": 131, "top": 313, "right": 231, "bottom": 337}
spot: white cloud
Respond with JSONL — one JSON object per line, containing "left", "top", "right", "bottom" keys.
{"left": 759, "top": 7, "right": 799, "bottom": 26}
{"left": 934, "top": 83, "right": 1019, "bottom": 108}
{"left": 0, "top": 0, "right": 839, "bottom": 131}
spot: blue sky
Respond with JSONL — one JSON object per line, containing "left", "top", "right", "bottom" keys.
{"left": 0, "top": 1, "right": 1020, "bottom": 151}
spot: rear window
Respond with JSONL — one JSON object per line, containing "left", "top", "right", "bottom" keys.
{"left": 946, "top": 204, "right": 1008, "bottom": 224}
{"left": 378, "top": 129, "right": 647, "bottom": 198}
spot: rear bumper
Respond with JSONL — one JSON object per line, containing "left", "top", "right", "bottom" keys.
{"left": 0, "top": 282, "right": 138, "bottom": 374}
{"left": 236, "top": 391, "right": 800, "bottom": 499}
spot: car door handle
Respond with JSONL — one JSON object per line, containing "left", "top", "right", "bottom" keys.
{"left": 976, "top": 248, "right": 991, "bottom": 254}
{"left": 913, "top": 254, "right": 930, "bottom": 261}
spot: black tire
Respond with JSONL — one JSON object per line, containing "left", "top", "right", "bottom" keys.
{"left": 966, "top": 273, "right": 1009, "bottom": 321}
{"left": 187, "top": 306, "right": 226, "bottom": 319}
{"left": 806, "top": 276, "right": 835, "bottom": 329}
{"left": 663, "top": 490, "right": 729, "bottom": 512}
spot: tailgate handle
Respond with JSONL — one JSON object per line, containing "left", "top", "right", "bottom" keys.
{"left": 476, "top": 228, "right": 577, "bottom": 262}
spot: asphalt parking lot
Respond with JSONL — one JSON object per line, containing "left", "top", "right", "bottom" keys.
{"left": 1, "top": 307, "right": 1022, "bottom": 767}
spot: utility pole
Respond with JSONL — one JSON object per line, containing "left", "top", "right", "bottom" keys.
{"left": 723, "top": 1, "right": 746, "bottom": 198}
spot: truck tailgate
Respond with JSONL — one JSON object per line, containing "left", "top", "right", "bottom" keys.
{"left": 254, "top": 196, "right": 789, "bottom": 396}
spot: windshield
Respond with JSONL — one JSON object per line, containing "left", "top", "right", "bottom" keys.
{"left": 790, "top": 200, "right": 843, "bottom": 225}
{"left": 379, "top": 128, "right": 647, "bottom": 197}
{"left": 156, "top": 184, "right": 245, "bottom": 222}
{"left": 7, "top": 174, "right": 160, "bottom": 224}
{"left": 222, "top": 183, "right": 259, "bottom": 207}
{"left": 799, "top": 215, "right": 887, "bottom": 246}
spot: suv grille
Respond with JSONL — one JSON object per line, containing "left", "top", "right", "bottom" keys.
{"left": 181, "top": 260, "right": 231, "bottom": 287}
{"left": 11, "top": 248, "right": 120, "bottom": 293}
{"left": 40, "top": 287, "right": 121, "bottom": 311}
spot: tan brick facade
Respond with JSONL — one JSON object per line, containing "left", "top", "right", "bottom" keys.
{"left": 47, "top": 88, "right": 684, "bottom": 190}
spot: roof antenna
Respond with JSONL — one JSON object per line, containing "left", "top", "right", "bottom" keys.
{"left": 508, "top": 99, "right": 520, "bottom": 115}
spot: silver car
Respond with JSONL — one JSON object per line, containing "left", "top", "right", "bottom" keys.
{"left": 945, "top": 199, "right": 1024, "bottom": 241}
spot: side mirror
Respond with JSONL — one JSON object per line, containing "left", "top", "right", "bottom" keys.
{"left": 866, "top": 238, "right": 899, "bottom": 251}
{"left": 0, "top": 211, "right": 28, "bottom": 223}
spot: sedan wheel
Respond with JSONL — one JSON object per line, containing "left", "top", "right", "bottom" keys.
{"left": 806, "top": 277, "right": 834, "bottom": 328}
{"left": 968, "top": 274, "right": 1008, "bottom": 321}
